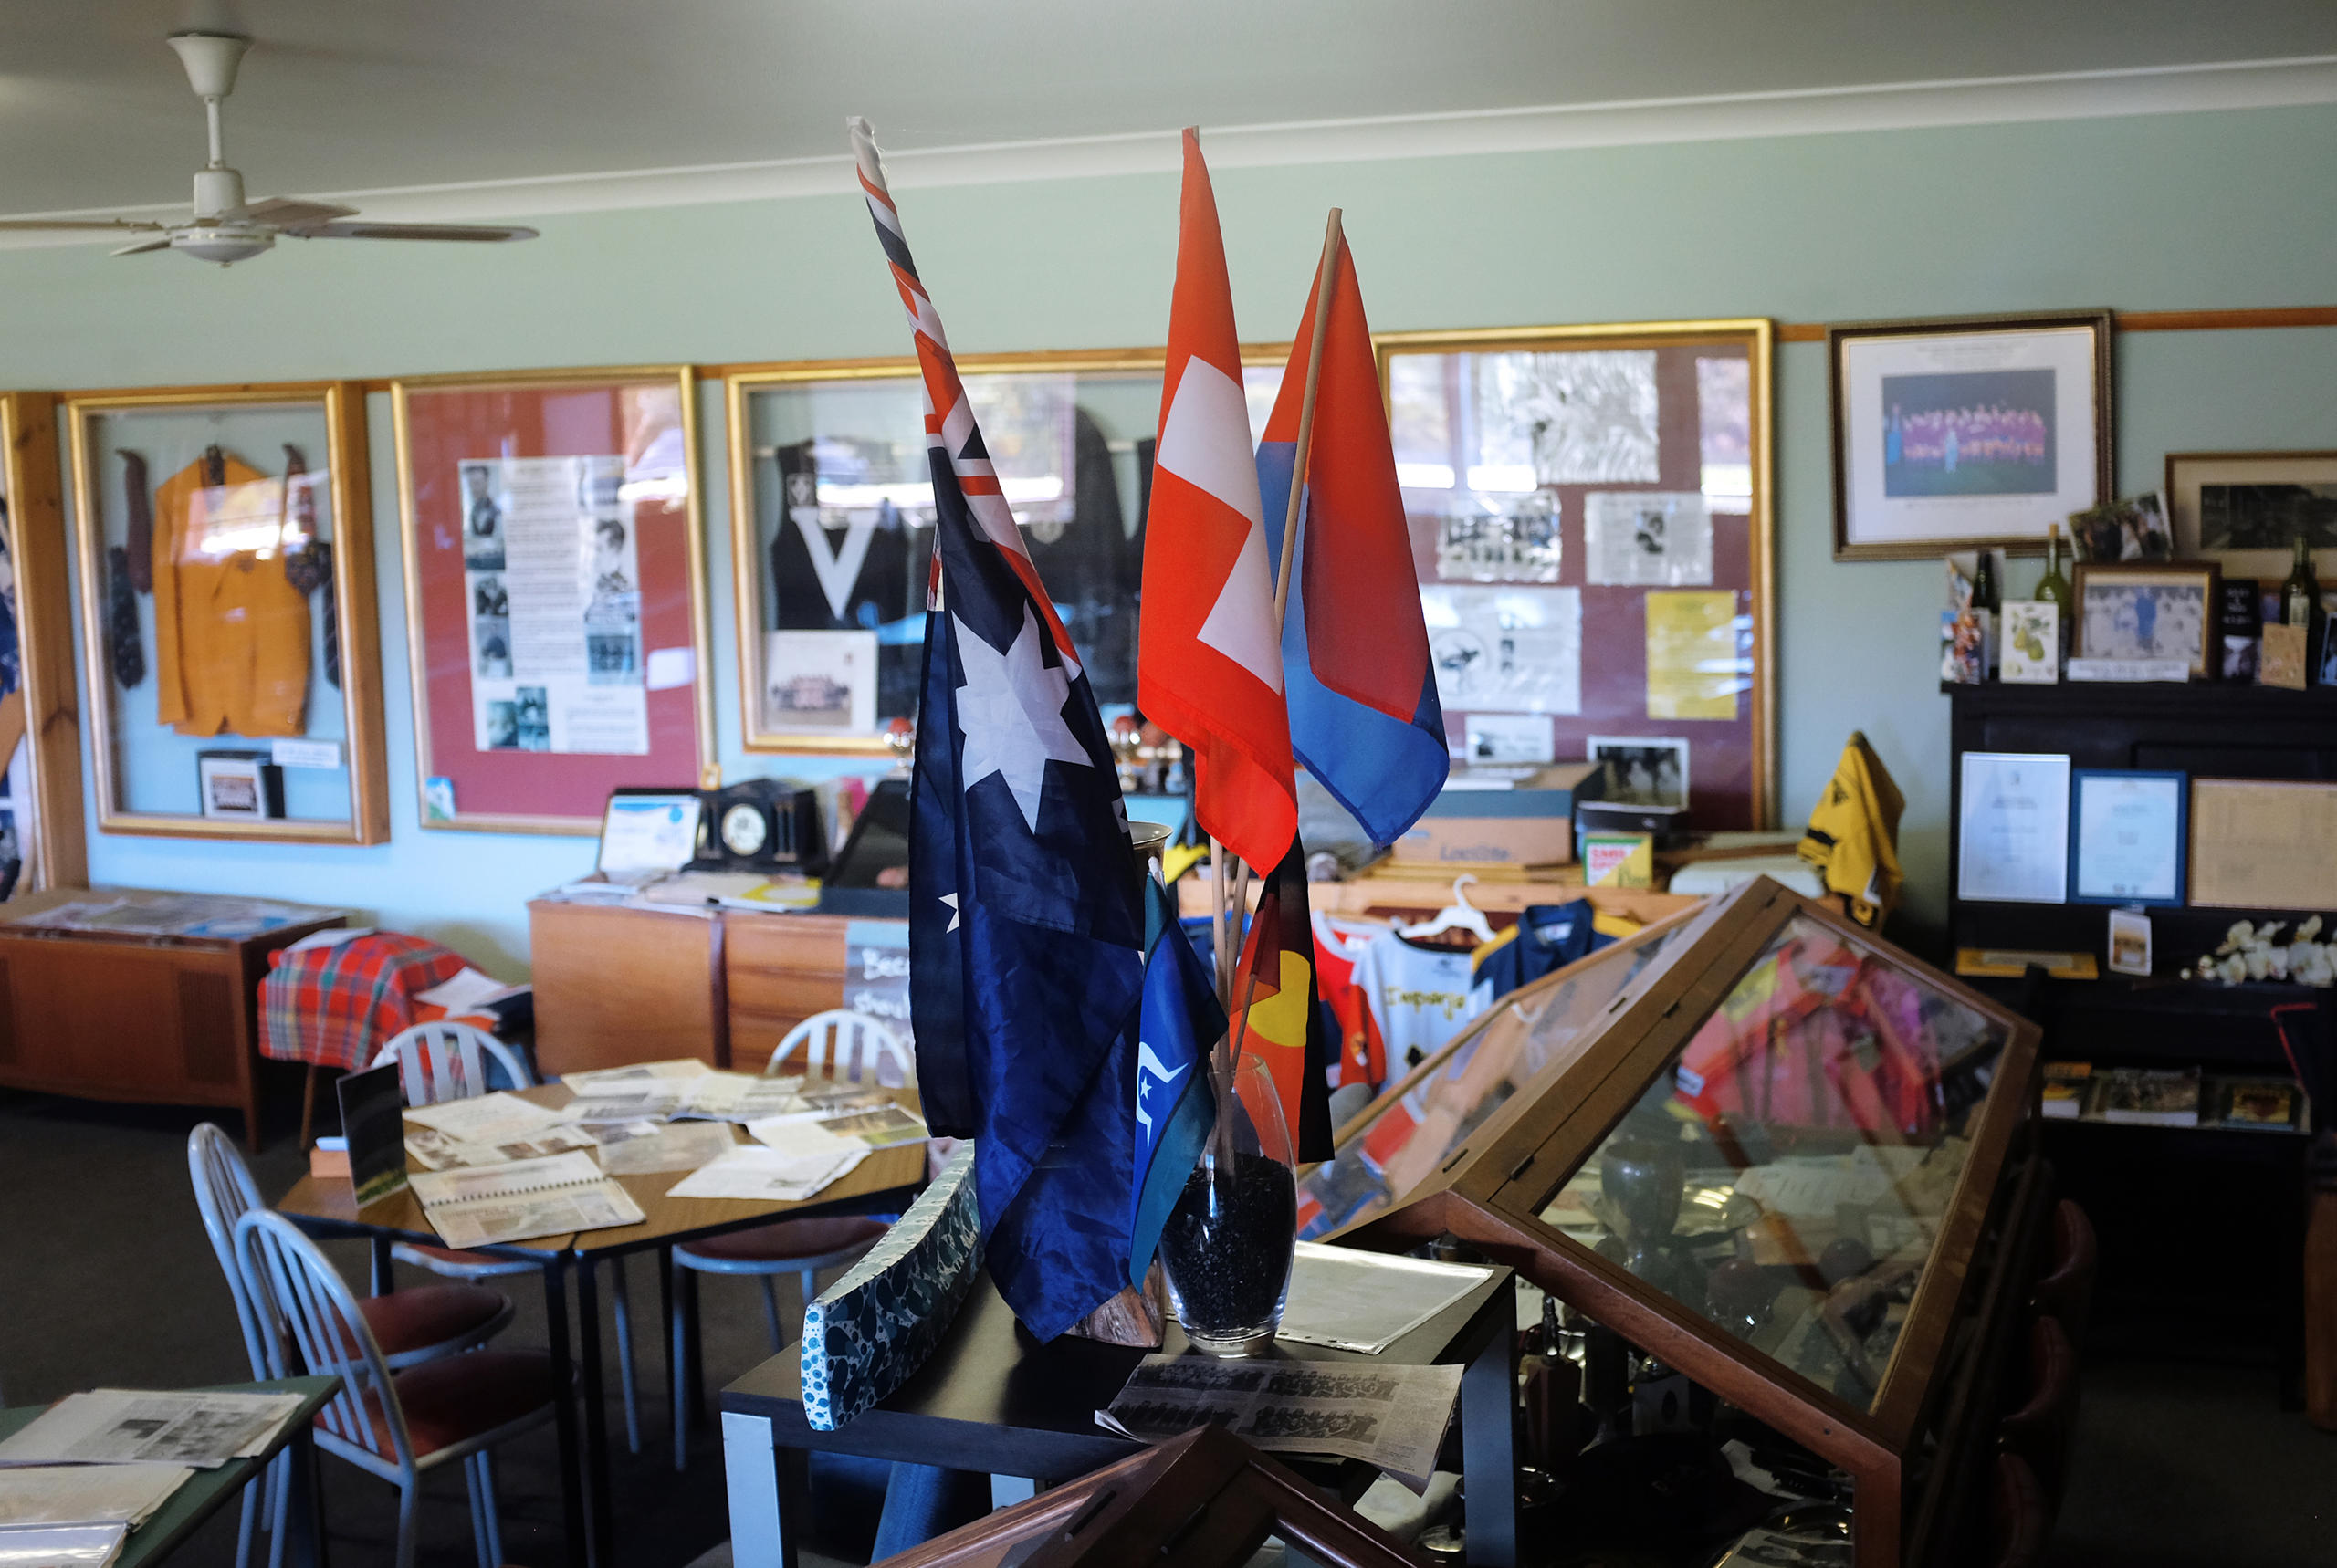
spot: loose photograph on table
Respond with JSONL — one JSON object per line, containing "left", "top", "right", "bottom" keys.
{"left": 1831, "top": 311, "right": 2112, "bottom": 559}
{"left": 1588, "top": 735, "right": 1688, "bottom": 809}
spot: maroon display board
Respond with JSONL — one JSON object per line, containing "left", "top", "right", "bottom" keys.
{"left": 1378, "top": 325, "right": 1776, "bottom": 830}
{"left": 393, "top": 370, "right": 711, "bottom": 831}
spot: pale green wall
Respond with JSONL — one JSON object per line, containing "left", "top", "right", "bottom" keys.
{"left": 11, "top": 101, "right": 2335, "bottom": 967}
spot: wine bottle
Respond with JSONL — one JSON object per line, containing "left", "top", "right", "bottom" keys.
{"left": 1970, "top": 549, "right": 2001, "bottom": 613}
{"left": 2281, "top": 536, "right": 2320, "bottom": 628}
{"left": 2035, "top": 526, "right": 2072, "bottom": 653}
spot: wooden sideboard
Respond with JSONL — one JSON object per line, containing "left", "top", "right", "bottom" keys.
{"left": 0, "top": 887, "right": 345, "bottom": 1146}
{"left": 528, "top": 900, "right": 892, "bottom": 1077}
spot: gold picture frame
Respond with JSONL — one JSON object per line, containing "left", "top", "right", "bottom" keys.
{"left": 0, "top": 392, "right": 88, "bottom": 887}
{"left": 63, "top": 382, "right": 390, "bottom": 845}
{"left": 391, "top": 365, "right": 715, "bottom": 834}
{"left": 722, "top": 347, "right": 1282, "bottom": 755}
{"left": 1371, "top": 319, "right": 1779, "bottom": 828}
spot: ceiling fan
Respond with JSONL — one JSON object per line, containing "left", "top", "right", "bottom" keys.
{"left": 0, "top": 31, "right": 538, "bottom": 266}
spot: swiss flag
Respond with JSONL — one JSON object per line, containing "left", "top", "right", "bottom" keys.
{"left": 1138, "top": 129, "right": 1297, "bottom": 873}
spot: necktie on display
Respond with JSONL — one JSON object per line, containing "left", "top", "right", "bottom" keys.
{"left": 278, "top": 446, "right": 341, "bottom": 689}
{"left": 117, "top": 451, "right": 153, "bottom": 594}
{"left": 105, "top": 545, "right": 144, "bottom": 688}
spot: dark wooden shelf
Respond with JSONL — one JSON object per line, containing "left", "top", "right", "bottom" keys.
{"left": 1942, "top": 678, "right": 2337, "bottom": 719}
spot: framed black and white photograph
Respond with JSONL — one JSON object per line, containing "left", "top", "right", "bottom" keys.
{"left": 1587, "top": 735, "right": 1688, "bottom": 809}
{"left": 1830, "top": 310, "right": 2113, "bottom": 560}
{"left": 196, "top": 750, "right": 285, "bottom": 821}
{"left": 2072, "top": 561, "right": 2218, "bottom": 678}
{"left": 2165, "top": 450, "right": 2337, "bottom": 583}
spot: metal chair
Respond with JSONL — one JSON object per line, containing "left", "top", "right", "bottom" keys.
{"left": 772, "top": 1008, "right": 913, "bottom": 1086}
{"left": 370, "top": 1021, "right": 647, "bottom": 1455}
{"left": 235, "top": 1209, "right": 557, "bottom": 1568}
{"left": 666, "top": 1017, "right": 899, "bottom": 1468}
{"left": 188, "top": 1123, "right": 513, "bottom": 1568}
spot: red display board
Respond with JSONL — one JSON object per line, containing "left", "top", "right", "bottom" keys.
{"left": 394, "top": 370, "right": 711, "bottom": 831}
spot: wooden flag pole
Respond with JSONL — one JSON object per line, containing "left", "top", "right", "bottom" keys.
{"left": 1269, "top": 207, "right": 1344, "bottom": 632}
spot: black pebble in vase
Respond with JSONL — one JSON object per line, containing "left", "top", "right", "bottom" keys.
{"left": 105, "top": 545, "right": 144, "bottom": 688}
{"left": 1158, "top": 1150, "right": 1296, "bottom": 1355}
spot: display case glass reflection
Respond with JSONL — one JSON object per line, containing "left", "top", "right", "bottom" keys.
{"left": 66, "top": 385, "right": 386, "bottom": 843}
{"left": 726, "top": 355, "right": 1286, "bottom": 752}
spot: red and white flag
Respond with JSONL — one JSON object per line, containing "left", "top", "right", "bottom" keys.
{"left": 1138, "top": 129, "right": 1296, "bottom": 873}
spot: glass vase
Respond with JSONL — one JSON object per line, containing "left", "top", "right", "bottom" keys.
{"left": 1158, "top": 1054, "right": 1297, "bottom": 1356}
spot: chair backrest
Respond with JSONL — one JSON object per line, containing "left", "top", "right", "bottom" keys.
{"left": 371, "top": 1019, "right": 533, "bottom": 1107}
{"left": 2031, "top": 1199, "right": 2098, "bottom": 1343}
{"left": 233, "top": 1208, "right": 413, "bottom": 1479}
{"left": 1999, "top": 1313, "right": 2077, "bottom": 1510}
{"left": 769, "top": 1009, "right": 911, "bottom": 1087}
{"left": 187, "top": 1123, "right": 273, "bottom": 1381}
{"left": 1988, "top": 1452, "right": 2047, "bottom": 1568}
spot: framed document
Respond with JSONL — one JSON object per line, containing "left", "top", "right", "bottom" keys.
{"left": 1956, "top": 751, "right": 2070, "bottom": 904}
{"left": 2190, "top": 778, "right": 2337, "bottom": 910}
{"left": 1830, "top": 310, "right": 2112, "bottom": 560}
{"left": 2070, "top": 769, "right": 2185, "bottom": 906}
{"left": 392, "top": 367, "right": 714, "bottom": 833}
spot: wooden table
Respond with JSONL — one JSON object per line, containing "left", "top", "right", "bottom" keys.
{"left": 0, "top": 1376, "right": 339, "bottom": 1568}
{"left": 720, "top": 1264, "right": 1520, "bottom": 1568}
{"left": 0, "top": 887, "right": 346, "bottom": 1146}
{"left": 273, "top": 1078, "right": 927, "bottom": 1568}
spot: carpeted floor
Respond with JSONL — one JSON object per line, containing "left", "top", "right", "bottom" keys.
{"left": 3, "top": 1087, "right": 2332, "bottom": 1567}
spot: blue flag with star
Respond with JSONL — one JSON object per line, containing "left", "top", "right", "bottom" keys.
{"left": 1128, "top": 874, "right": 1222, "bottom": 1289}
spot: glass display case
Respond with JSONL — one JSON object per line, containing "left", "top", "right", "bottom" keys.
{"left": 1345, "top": 877, "right": 2043, "bottom": 1568}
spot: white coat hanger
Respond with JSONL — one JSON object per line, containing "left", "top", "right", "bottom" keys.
{"left": 1399, "top": 873, "right": 1495, "bottom": 944}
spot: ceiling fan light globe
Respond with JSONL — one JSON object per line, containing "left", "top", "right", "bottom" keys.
{"left": 170, "top": 225, "right": 272, "bottom": 265}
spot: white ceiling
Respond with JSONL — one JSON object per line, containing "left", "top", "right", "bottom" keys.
{"left": 4, "top": 0, "right": 2334, "bottom": 221}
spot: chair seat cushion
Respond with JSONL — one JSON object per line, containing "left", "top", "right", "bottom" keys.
{"left": 393, "top": 1241, "right": 537, "bottom": 1277}
{"left": 370, "top": 1351, "right": 560, "bottom": 1458}
{"left": 357, "top": 1283, "right": 508, "bottom": 1359}
{"left": 679, "top": 1216, "right": 886, "bottom": 1264}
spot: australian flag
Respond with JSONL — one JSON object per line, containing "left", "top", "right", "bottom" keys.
{"left": 854, "top": 120, "right": 1148, "bottom": 1340}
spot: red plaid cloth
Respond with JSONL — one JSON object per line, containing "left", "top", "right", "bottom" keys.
{"left": 260, "top": 933, "right": 472, "bottom": 1071}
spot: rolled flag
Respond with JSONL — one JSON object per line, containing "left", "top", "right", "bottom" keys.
{"left": 1127, "top": 874, "right": 1222, "bottom": 1287}
{"left": 1257, "top": 236, "right": 1448, "bottom": 848}
{"left": 1230, "top": 839, "right": 1339, "bottom": 1163}
{"left": 1138, "top": 128, "right": 1298, "bottom": 874}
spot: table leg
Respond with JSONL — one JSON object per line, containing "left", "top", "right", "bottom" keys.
{"left": 720, "top": 1411, "right": 802, "bottom": 1568}
{"left": 1460, "top": 1284, "right": 1519, "bottom": 1568}
{"left": 657, "top": 1246, "right": 677, "bottom": 1434}
{"left": 369, "top": 1237, "right": 393, "bottom": 1298}
{"left": 278, "top": 1428, "right": 324, "bottom": 1568}
{"left": 681, "top": 1262, "right": 707, "bottom": 1430}
{"left": 542, "top": 1256, "right": 588, "bottom": 1568}
{"left": 577, "top": 1254, "right": 613, "bottom": 1560}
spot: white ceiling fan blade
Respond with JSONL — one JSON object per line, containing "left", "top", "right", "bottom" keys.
{"left": 230, "top": 197, "right": 360, "bottom": 229}
{"left": 0, "top": 219, "right": 170, "bottom": 233}
{"left": 295, "top": 220, "right": 539, "bottom": 244}
{"left": 110, "top": 238, "right": 174, "bottom": 256}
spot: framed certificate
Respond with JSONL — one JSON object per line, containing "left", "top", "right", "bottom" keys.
{"left": 2070, "top": 769, "right": 2186, "bottom": 906}
{"left": 1956, "top": 751, "right": 2071, "bottom": 904}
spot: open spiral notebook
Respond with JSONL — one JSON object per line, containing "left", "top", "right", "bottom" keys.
{"left": 409, "top": 1152, "right": 645, "bottom": 1249}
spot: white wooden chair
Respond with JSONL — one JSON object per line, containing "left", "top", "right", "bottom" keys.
{"left": 235, "top": 1209, "right": 557, "bottom": 1568}
{"left": 189, "top": 1124, "right": 511, "bottom": 1568}
{"left": 369, "top": 1020, "right": 647, "bottom": 1455}
{"left": 665, "top": 1011, "right": 904, "bottom": 1468}
{"left": 772, "top": 1008, "right": 913, "bottom": 1086}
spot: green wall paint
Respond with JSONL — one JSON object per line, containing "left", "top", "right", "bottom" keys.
{"left": 13, "top": 101, "right": 2334, "bottom": 967}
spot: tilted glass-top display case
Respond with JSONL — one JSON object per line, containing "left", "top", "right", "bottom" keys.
{"left": 1342, "top": 877, "right": 2044, "bottom": 1568}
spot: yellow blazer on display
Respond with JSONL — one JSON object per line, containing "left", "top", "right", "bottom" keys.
{"left": 152, "top": 451, "right": 310, "bottom": 737}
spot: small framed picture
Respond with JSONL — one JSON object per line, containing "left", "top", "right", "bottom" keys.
{"left": 2318, "top": 619, "right": 2337, "bottom": 687}
{"left": 1830, "top": 310, "right": 2113, "bottom": 559}
{"left": 1587, "top": 735, "right": 1688, "bottom": 809}
{"left": 2070, "top": 769, "right": 2185, "bottom": 906}
{"left": 2000, "top": 601, "right": 2060, "bottom": 684}
{"left": 2071, "top": 561, "right": 2219, "bottom": 678}
{"left": 2066, "top": 492, "right": 2172, "bottom": 563}
{"left": 2106, "top": 908, "right": 2154, "bottom": 978}
{"left": 197, "top": 750, "right": 286, "bottom": 821}
{"left": 2164, "top": 450, "right": 2337, "bottom": 581}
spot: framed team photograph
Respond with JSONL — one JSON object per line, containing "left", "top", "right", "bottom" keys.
{"left": 2071, "top": 560, "right": 2218, "bottom": 677}
{"left": 1830, "top": 310, "right": 2113, "bottom": 560}
{"left": 2164, "top": 449, "right": 2337, "bottom": 583}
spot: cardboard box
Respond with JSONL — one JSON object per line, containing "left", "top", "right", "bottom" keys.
{"left": 1393, "top": 761, "right": 1602, "bottom": 867}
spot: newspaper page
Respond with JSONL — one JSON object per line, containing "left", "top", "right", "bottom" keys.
{"left": 1098, "top": 1357, "right": 1462, "bottom": 1491}
{"left": 561, "top": 1059, "right": 715, "bottom": 1092}
{"left": 0, "top": 1390, "right": 301, "bottom": 1469}
{"left": 593, "top": 1120, "right": 739, "bottom": 1176}
{"left": 403, "top": 1123, "right": 598, "bottom": 1173}
{"left": 665, "top": 1144, "right": 868, "bottom": 1203}
{"left": 401, "top": 1091, "right": 569, "bottom": 1145}
{"left": 409, "top": 1152, "right": 645, "bottom": 1248}
{"left": 0, "top": 1464, "right": 190, "bottom": 1527}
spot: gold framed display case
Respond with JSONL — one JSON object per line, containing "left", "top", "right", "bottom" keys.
{"left": 64, "top": 382, "right": 389, "bottom": 844}
{"left": 0, "top": 392, "right": 88, "bottom": 889}
{"left": 1343, "top": 877, "right": 2045, "bottom": 1568}
{"left": 723, "top": 347, "right": 1287, "bottom": 754}
{"left": 391, "top": 366, "right": 715, "bottom": 834}
{"left": 1372, "top": 321, "right": 1778, "bottom": 829}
